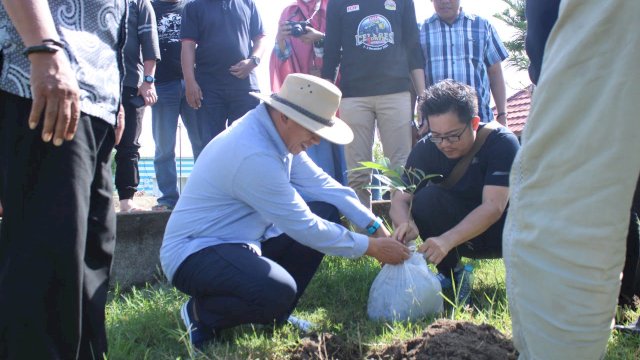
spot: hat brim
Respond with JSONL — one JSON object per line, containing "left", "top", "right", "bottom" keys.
{"left": 250, "top": 92, "right": 353, "bottom": 145}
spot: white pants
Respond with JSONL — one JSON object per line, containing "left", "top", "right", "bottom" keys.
{"left": 504, "top": 1, "right": 640, "bottom": 359}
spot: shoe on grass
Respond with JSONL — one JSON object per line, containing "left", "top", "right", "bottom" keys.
{"left": 614, "top": 317, "right": 640, "bottom": 335}
{"left": 288, "top": 315, "right": 315, "bottom": 333}
{"left": 181, "top": 299, "right": 215, "bottom": 350}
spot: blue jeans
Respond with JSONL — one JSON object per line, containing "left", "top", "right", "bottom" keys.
{"left": 151, "top": 80, "right": 200, "bottom": 208}
{"left": 194, "top": 86, "right": 259, "bottom": 156}
{"left": 171, "top": 202, "right": 339, "bottom": 331}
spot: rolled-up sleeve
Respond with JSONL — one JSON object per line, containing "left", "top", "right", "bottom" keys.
{"left": 139, "top": 0, "right": 160, "bottom": 61}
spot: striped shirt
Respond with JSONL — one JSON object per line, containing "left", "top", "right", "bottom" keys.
{"left": 420, "top": 10, "right": 508, "bottom": 121}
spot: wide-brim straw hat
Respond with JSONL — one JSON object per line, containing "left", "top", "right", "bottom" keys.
{"left": 250, "top": 73, "right": 353, "bottom": 145}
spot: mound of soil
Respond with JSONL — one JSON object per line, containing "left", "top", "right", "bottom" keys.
{"left": 368, "top": 319, "right": 518, "bottom": 360}
{"left": 288, "top": 319, "right": 517, "bottom": 360}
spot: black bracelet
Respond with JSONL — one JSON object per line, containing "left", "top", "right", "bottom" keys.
{"left": 497, "top": 112, "right": 507, "bottom": 118}
{"left": 23, "top": 38, "right": 64, "bottom": 57}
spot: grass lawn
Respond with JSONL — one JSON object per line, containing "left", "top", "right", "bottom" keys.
{"left": 106, "top": 257, "right": 640, "bottom": 359}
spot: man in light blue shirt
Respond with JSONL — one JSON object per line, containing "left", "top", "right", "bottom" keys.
{"left": 160, "top": 73, "right": 409, "bottom": 350}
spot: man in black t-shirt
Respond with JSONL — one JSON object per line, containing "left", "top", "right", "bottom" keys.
{"left": 390, "top": 80, "right": 519, "bottom": 301}
{"left": 151, "top": 0, "right": 201, "bottom": 211}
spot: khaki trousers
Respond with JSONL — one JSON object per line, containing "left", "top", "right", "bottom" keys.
{"left": 504, "top": 1, "right": 640, "bottom": 359}
{"left": 339, "top": 91, "right": 412, "bottom": 208}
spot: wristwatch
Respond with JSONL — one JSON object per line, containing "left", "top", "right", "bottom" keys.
{"left": 143, "top": 75, "right": 155, "bottom": 83}
{"left": 367, "top": 217, "right": 383, "bottom": 235}
{"left": 249, "top": 55, "right": 260, "bottom": 66}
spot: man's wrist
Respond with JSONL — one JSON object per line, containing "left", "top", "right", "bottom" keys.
{"left": 496, "top": 112, "right": 507, "bottom": 119}
{"left": 366, "top": 217, "right": 383, "bottom": 235}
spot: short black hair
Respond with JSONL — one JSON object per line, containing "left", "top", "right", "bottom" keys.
{"left": 419, "top": 79, "right": 478, "bottom": 125}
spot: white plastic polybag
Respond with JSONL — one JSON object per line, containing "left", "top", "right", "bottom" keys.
{"left": 367, "top": 252, "right": 443, "bottom": 321}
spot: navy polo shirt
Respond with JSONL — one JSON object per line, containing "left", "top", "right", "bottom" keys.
{"left": 181, "top": 0, "right": 264, "bottom": 90}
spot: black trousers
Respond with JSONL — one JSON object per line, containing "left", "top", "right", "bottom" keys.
{"left": 620, "top": 177, "right": 640, "bottom": 305}
{"left": 114, "top": 86, "right": 145, "bottom": 200}
{"left": 0, "top": 91, "right": 116, "bottom": 359}
{"left": 411, "top": 185, "right": 504, "bottom": 276}
{"left": 172, "top": 202, "right": 338, "bottom": 330}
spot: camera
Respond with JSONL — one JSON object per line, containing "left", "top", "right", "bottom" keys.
{"left": 287, "top": 20, "right": 309, "bottom": 37}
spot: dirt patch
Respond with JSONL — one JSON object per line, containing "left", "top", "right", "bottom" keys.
{"left": 369, "top": 319, "right": 517, "bottom": 360}
{"left": 289, "top": 332, "right": 362, "bottom": 360}
{"left": 288, "top": 319, "right": 517, "bottom": 360}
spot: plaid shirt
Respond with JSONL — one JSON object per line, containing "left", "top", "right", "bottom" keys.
{"left": 420, "top": 10, "right": 508, "bottom": 121}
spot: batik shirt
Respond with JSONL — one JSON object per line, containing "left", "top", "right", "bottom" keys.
{"left": 0, "top": 0, "right": 127, "bottom": 125}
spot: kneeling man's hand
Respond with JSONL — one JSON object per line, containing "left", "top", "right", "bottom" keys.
{"left": 419, "top": 236, "right": 452, "bottom": 265}
{"left": 392, "top": 221, "right": 419, "bottom": 244}
{"left": 366, "top": 237, "right": 410, "bottom": 265}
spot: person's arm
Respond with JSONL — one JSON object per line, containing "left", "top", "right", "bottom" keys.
{"left": 320, "top": 0, "right": 340, "bottom": 82}
{"left": 235, "top": 153, "right": 409, "bottom": 264}
{"left": 525, "top": 0, "right": 561, "bottom": 85}
{"left": 115, "top": 104, "right": 125, "bottom": 145}
{"left": 410, "top": 68, "right": 426, "bottom": 97}
{"left": 180, "top": 2, "right": 201, "bottom": 109}
{"left": 229, "top": 34, "right": 267, "bottom": 79}
{"left": 181, "top": 39, "right": 201, "bottom": 109}
{"left": 291, "top": 153, "right": 378, "bottom": 232}
{"left": 139, "top": 60, "right": 157, "bottom": 105}
{"left": 230, "top": 1, "right": 266, "bottom": 79}
{"left": 488, "top": 62, "right": 507, "bottom": 126}
{"left": 2, "top": 0, "right": 80, "bottom": 146}
{"left": 138, "top": 0, "right": 160, "bottom": 106}
{"left": 403, "top": 0, "right": 425, "bottom": 74}
{"left": 419, "top": 185, "right": 509, "bottom": 264}
{"left": 275, "top": 17, "right": 293, "bottom": 59}
{"left": 389, "top": 190, "right": 420, "bottom": 244}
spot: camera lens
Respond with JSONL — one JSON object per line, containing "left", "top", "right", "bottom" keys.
{"left": 292, "top": 24, "right": 305, "bottom": 37}
{"left": 288, "top": 21, "right": 308, "bottom": 37}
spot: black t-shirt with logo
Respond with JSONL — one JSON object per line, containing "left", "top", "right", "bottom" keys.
{"left": 153, "top": 0, "right": 186, "bottom": 83}
{"left": 322, "top": 0, "right": 425, "bottom": 97}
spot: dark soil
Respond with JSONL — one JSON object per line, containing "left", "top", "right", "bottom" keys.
{"left": 289, "top": 332, "right": 362, "bottom": 360}
{"left": 288, "top": 319, "right": 518, "bottom": 360}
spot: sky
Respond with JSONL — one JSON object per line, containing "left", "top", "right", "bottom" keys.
{"left": 138, "top": 0, "right": 530, "bottom": 157}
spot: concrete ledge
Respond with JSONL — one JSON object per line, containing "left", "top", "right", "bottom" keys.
{"left": 0, "top": 200, "right": 392, "bottom": 290}
{"left": 110, "top": 210, "right": 172, "bottom": 289}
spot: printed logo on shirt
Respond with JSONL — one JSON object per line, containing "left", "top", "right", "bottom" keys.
{"left": 157, "top": 13, "right": 182, "bottom": 43}
{"left": 355, "top": 14, "right": 394, "bottom": 50}
{"left": 346, "top": 4, "right": 359, "bottom": 12}
{"left": 384, "top": 0, "right": 396, "bottom": 11}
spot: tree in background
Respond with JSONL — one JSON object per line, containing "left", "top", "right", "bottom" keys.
{"left": 494, "top": 0, "right": 528, "bottom": 72}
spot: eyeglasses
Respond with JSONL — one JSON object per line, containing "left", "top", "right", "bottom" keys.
{"left": 426, "top": 123, "right": 469, "bottom": 144}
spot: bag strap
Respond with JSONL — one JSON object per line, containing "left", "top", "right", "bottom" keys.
{"left": 439, "top": 121, "right": 500, "bottom": 189}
